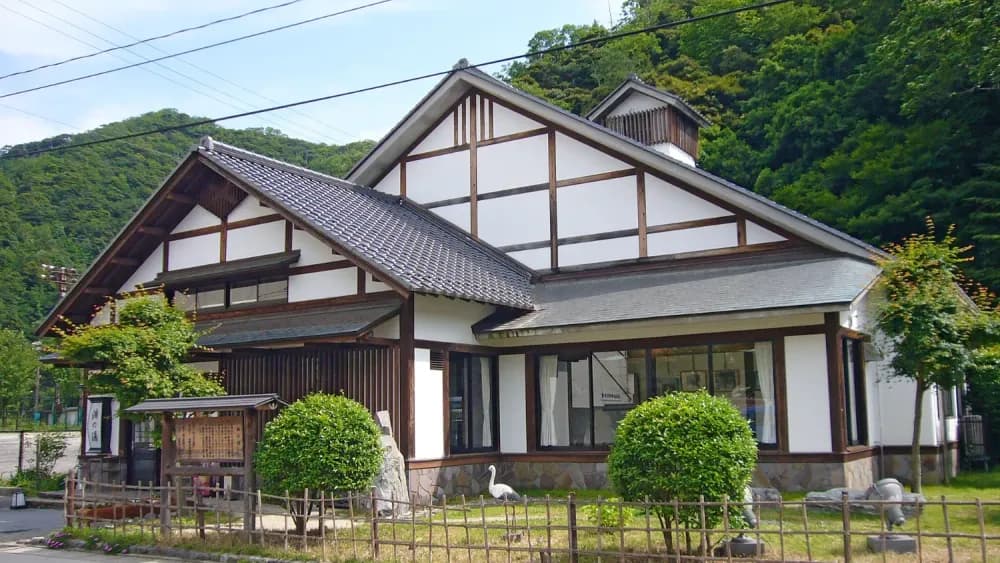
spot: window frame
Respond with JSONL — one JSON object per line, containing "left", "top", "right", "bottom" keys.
{"left": 448, "top": 353, "right": 499, "bottom": 454}
{"left": 842, "top": 337, "right": 868, "bottom": 447}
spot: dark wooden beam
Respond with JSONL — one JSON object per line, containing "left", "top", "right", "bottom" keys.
{"left": 547, "top": 129, "right": 558, "bottom": 269}
{"left": 166, "top": 193, "right": 195, "bottom": 204}
{"left": 82, "top": 287, "right": 111, "bottom": 295}
{"left": 136, "top": 226, "right": 167, "bottom": 237}
{"left": 399, "top": 296, "right": 415, "bottom": 460}
{"left": 469, "top": 94, "right": 479, "bottom": 237}
{"left": 109, "top": 256, "right": 140, "bottom": 266}
{"left": 825, "top": 312, "right": 848, "bottom": 453}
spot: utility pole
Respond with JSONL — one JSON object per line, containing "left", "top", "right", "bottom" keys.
{"left": 40, "top": 264, "right": 79, "bottom": 297}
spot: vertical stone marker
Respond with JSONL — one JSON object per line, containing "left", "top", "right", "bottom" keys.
{"left": 360, "top": 411, "right": 409, "bottom": 517}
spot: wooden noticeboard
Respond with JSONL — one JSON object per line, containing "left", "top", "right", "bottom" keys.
{"left": 175, "top": 416, "right": 244, "bottom": 461}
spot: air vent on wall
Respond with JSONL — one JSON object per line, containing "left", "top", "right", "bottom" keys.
{"left": 430, "top": 350, "right": 446, "bottom": 371}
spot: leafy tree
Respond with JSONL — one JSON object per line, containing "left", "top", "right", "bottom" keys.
{"left": 55, "top": 293, "right": 223, "bottom": 412}
{"left": 608, "top": 391, "right": 757, "bottom": 555}
{"left": 255, "top": 393, "right": 382, "bottom": 533}
{"left": 875, "top": 221, "right": 984, "bottom": 492}
{"left": 0, "top": 329, "right": 39, "bottom": 426}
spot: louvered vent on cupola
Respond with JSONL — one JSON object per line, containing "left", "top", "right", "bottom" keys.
{"left": 587, "top": 74, "right": 710, "bottom": 167}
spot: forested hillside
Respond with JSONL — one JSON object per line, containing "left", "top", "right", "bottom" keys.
{"left": 0, "top": 110, "right": 373, "bottom": 332}
{"left": 1, "top": 0, "right": 997, "bottom": 335}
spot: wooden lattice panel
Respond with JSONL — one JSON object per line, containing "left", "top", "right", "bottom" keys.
{"left": 175, "top": 416, "right": 244, "bottom": 461}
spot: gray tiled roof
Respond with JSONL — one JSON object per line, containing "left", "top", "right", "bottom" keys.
{"left": 197, "top": 301, "right": 400, "bottom": 347}
{"left": 476, "top": 250, "right": 880, "bottom": 334}
{"left": 198, "top": 140, "right": 534, "bottom": 309}
{"left": 125, "top": 394, "right": 281, "bottom": 413}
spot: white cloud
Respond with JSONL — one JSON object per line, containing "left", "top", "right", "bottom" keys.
{"left": 0, "top": 112, "right": 66, "bottom": 146}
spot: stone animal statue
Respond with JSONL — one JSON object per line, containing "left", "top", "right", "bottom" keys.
{"left": 741, "top": 485, "right": 758, "bottom": 529}
{"left": 866, "top": 478, "right": 906, "bottom": 531}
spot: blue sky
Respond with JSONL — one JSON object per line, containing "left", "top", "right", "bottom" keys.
{"left": 0, "top": 0, "right": 617, "bottom": 147}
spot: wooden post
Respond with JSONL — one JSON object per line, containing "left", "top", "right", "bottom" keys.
{"left": 64, "top": 473, "right": 74, "bottom": 527}
{"left": 480, "top": 495, "right": 490, "bottom": 561}
{"left": 442, "top": 495, "right": 451, "bottom": 561}
{"left": 976, "top": 498, "right": 987, "bottom": 563}
{"left": 243, "top": 410, "right": 257, "bottom": 533}
{"left": 567, "top": 492, "right": 578, "bottom": 563}
{"left": 941, "top": 496, "right": 954, "bottom": 562}
{"left": 841, "top": 490, "right": 852, "bottom": 563}
{"left": 801, "top": 501, "right": 812, "bottom": 560}
{"left": 370, "top": 487, "right": 379, "bottom": 557}
{"left": 461, "top": 494, "right": 471, "bottom": 562}
{"left": 17, "top": 430, "right": 24, "bottom": 473}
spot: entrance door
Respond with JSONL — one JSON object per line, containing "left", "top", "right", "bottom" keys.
{"left": 127, "top": 418, "right": 159, "bottom": 485}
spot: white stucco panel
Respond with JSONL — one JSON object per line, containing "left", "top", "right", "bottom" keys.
{"left": 508, "top": 247, "right": 551, "bottom": 270}
{"left": 226, "top": 221, "right": 285, "bottom": 261}
{"left": 227, "top": 196, "right": 273, "bottom": 222}
{"left": 649, "top": 143, "right": 697, "bottom": 166}
{"left": 784, "top": 334, "right": 832, "bottom": 453}
{"left": 646, "top": 223, "right": 737, "bottom": 257}
{"left": 499, "top": 354, "right": 527, "bottom": 453}
{"left": 875, "top": 376, "right": 941, "bottom": 447}
{"left": 371, "top": 315, "right": 399, "bottom": 339}
{"left": 746, "top": 221, "right": 786, "bottom": 245}
{"left": 406, "top": 150, "right": 470, "bottom": 204}
{"left": 171, "top": 205, "right": 219, "bottom": 234}
{"left": 432, "top": 203, "right": 471, "bottom": 232}
{"left": 292, "top": 228, "right": 340, "bottom": 265}
{"left": 368, "top": 272, "right": 391, "bottom": 293}
{"left": 644, "top": 174, "right": 731, "bottom": 226}
{"left": 479, "top": 190, "right": 549, "bottom": 247}
{"left": 477, "top": 135, "right": 548, "bottom": 194}
{"left": 288, "top": 268, "right": 357, "bottom": 302}
{"left": 557, "top": 176, "right": 637, "bottom": 238}
{"left": 168, "top": 233, "right": 220, "bottom": 270}
{"left": 414, "top": 295, "right": 494, "bottom": 345}
{"left": 559, "top": 236, "right": 639, "bottom": 268}
{"left": 490, "top": 101, "right": 543, "bottom": 137}
{"left": 555, "top": 132, "right": 629, "bottom": 180}
{"left": 413, "top": 348, "right": 444, "bottom": 460}
{"left": 118, "top": 243, "right": 163, "bottom": 293}
{"left": 374, "top": 164, "right": 401, "bottom": 196}
{"left": 413, "top": 113, "right": 457, "bottom": 154}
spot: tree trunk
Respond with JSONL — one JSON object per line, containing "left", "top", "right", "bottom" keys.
{"left": 656, "top": 512, "right": 673, "bottom": 554}
{"left": 911, "top": 382, "right": 926, "bottom": 494}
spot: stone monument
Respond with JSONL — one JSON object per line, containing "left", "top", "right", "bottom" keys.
{"left": 358, "top": 411, "right": 409, "bottom": 518}
{"left": 865, "top": 478, "right": 917, "bottom": 554}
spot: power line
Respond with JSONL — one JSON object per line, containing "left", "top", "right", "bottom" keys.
{"left": 11, "top": 0, "right": 343, "bottom": 144}
{"left": 47, "top": 0, "right": 358, "bottom": 143}
{"left": 0, "top": 0, "right": 793, "bottom": 160}
{"left": 0, "top": 0, "right": 393, "bottom": 100}
{"left": 0, "top": 0, "right": 312, "bottom": 81}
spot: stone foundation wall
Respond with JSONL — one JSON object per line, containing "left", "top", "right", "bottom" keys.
{"left": 879, "top": 445, "right": 958, "bottom": 487}
{"left": 408, "top": 461, "right": 610, "bottom": 502}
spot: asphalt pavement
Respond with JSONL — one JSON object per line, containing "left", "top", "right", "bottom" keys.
{"left": 0, "top": 542, "right": 181, "bottom": 562}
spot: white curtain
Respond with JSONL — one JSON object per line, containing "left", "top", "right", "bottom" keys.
{"left": 479, "top": 357, "right": 493, "bottom": 447}
{"left": 539, "top": 355, "right": 559, "bottom": 446}
{"left": 754, "top": 341, "right": 776, "bottom": 444}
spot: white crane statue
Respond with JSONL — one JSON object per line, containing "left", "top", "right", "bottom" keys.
{"left": 486, "top": 464, "right": 521, "bottom": 502}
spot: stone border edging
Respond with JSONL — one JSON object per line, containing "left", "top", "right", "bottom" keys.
{"left": 21, "top": 536, "right": 312, "bottom": 562}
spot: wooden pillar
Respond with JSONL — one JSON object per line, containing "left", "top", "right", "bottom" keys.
{"left": 243, "top": 409, "right": 257, "bottom": 532}
{"left": 524, "top": 354, "right": 537, "bottom": 453}
{"left": 399, "top": 296, "right": 415, "bottom": 460}
{"left": 159, "top": 413, "right": 175, "bottom": 536}
{"left": 825, "top": 312, "right": 847, "bottom": 452}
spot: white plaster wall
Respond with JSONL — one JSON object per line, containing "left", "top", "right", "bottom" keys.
{"left": 508, "top": 247, "right": 550, "bottom": 270}
{"left": 372, "top": 315, "right": 399, "bottom": 339}
{"left": 171, "top": 205, "right": 219, "bottom": 233}
{"left": 646, "top": 223, "right": 737, "bottom": 256}
{"left": 555, "top": 132, "right": 629, "bottom": 180}
{"left": 606, "top": 92, "right": 667, "bottom": 116}
{"left": 375, "top": 164, "right": 401, "bottom": 196}
{"left": 649, "top": 142, "right": 696, "bottom": 166}
{"left": 413, "top": 115, "right": 457, "bottom": 154}
{"left": 491, "top": 102, "right": 542, "bottom": 137}
{"left": 479, "top": 191, "right": 549, "bottom": 247}
{"left": 644, "top": 174, "right": 730, "bottom": 226}
{"left": 228, "top": 196, "right": 273, "bottom": 222}
{"left": 226, "top": 221, "right": 285, "bottom": 261}
{"left": 559, "top": 236, "right": 639, "bottom": 268}
{"left": 784, "top": 334, "right": 833, "bottom": 453}
{"left": 415, "top": 295, "right": 494, "bottom": 345}
{"left": 432, "top": 202, "right": 471, "bottom": 232}
{"left": 118, "top": 243, "right": 163, "bottom": 293}
{"left": 557, "top": 176, "right": 637, "bottom": 238}
{"left": 288, "top": 267, "right": 357, "bottom": 302}
{"left": 368, "top": 273, "right": 391, "bottom": 293}
{"left": 413, "top": 348, "right": 444, "bottom": 460}
{"left": 477, "top": 135, "right": 548, "bottom": 194}
{"left": 406, "top": 150, "right": 470, "bottom": 204}
{"left": 498, "top": 354, "right": 527, "bottom": 453}
{"left": 875, "top": 376, "right": 941, "bottom": 446}
{"left": 90, "top": 304, "right": 112, "bottom": 326}
{"left": 746, "top": 221, "right": 786, "bottom": 245}
{"left": 168, "top": 233, "right": 220, "bottom": 270}
{"left": 482, "top": 312, "right": 825, "bottom": 347}
{"left": 293, "top": 229, "right": 341, "bottom": 266}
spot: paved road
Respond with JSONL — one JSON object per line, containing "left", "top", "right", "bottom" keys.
{"left": 0, "top": 497, "right": 64, "bottom": 542}
{"left": 0, "top": 543, "right": 181, "bottom": 562}
{"left": 0, "top": 432, "right": 80, "bottom": 478}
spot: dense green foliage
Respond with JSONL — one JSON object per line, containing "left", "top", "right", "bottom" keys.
{"left": 256, "top": 393, "right": 381, "bottom": 530}
{"left": 504, "top": 0, "right": 999, "bottom": 286}
{"left": 0, "top": 110, "right": 374, "bottom": 334}
{"left": 0, "top": 328, "right": 40, "bottom": 424}
{"left": 608, "top": 391, "right": 757, "bottom": 553}
{"left": 57, "top": 293, "right": 224, "bottom": 411}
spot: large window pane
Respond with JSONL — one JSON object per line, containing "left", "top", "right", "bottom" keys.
{"left": 712, "top": 342, "right": 776, "bottom": 445}
{"left": 449, "top": 354, "right": 496, "bottom": 452}
{"left": 842, "top": 339, "right": 867, "bottom": 446}
{"left": 196, "top": 288, "right": 225, "bottom": 310}
{"left": 230, "top": 282, "right": 258, "bottom": 306}
{"left": 593, "top": 350, "right": 643, "bottom": 446}
{"left": 258, "top": 279, "right": 288, "bottom": 303}
{"left": 652, "top": 346, "right": 709, "bottom": 394}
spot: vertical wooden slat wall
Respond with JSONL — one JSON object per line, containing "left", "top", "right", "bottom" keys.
{"left": 221, "top": 344, "right": 403, "bottom": 441}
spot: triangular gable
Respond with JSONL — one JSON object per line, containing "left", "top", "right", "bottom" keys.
{"left": 347, "top": 67, "right": 883, "bottom": 267}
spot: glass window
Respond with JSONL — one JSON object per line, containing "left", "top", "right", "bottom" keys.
{"left": 449, "top": 354, "right": 496, "bottom": 452}
{"left": 258, "top": 279, "right": 288, "bottom": 303}
{"left": 230, "top": 282, "right": 258, "bottom": 306}
{"left": 842, "top": 338, "right": 867, "bottom": 446}
{"left": 196, "top": 287, "right": 225, "bottom": 310}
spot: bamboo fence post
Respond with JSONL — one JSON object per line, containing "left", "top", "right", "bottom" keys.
{"left": 257, "top": 489, "right": 265, "bottom": 545}
{"left": 410, "top": 493, "right": 417, "bottom": 561}
{"left": 225, "top": 484, "right": 232, "bottom": 535}
{"left": 698, "top": 495, "right": 708, "bottom": 556}
{"left": 643, "top": 496, "right": 652, "bottom": 555}
{"left": 80, "top": 478, "right": 87, "bottom": 529}
{"left": 976, "top": 498, "right": 987, "bottom": 562}
{"left": 915, "top": 493, "right": 923, "bottom": 560}
{"left": 595, "top": 496, "right": 603, "bottom": 555}
{"left": 320, "top": 491, "right": 327, "bottom": 562}
{"left": 878, "top": 497, "right": 888, "bottom": 562}
{"left": 330, "top": 492, "right": 340, "bottom": 555}
{"left": 524, "top": 496, "right": 533, "bottom": 559}
{"left": 942, "top": 496, "right": 954, "bottom": 562}
{"left": 801, "top": 501, "right": 812, "bottom": 560}
{"left": 344, "top": 491, "right": 355, "bottom": 560}
{"left": 369, "top": 488, "right": 378, "bottom": 559}
{"left": 112, "top": 481, "right": 119, "bottom": 535}
{"left": 480, "top": 495, "right": 491, "bottom": 561}
{"left": 545, "top": 494, "right": 553, "bottom": 560}
{"left": 195, "top": 485, "right": 205, "bottom": 541}
{"left": 841, "top": 490, "right": 852, "bottom": 563}
{"left": 567, "top": 492, "right": 578, "bottom": 563}
{"left": 442, "top": 495, "right": 451, "bottom": 562}
{"left": 618, "top": 497, "right": 626, "bottom": 557}
{"left": 777, "top": 497, "right": 785, "bottom": 561}
{"left": 391, "top": 492, "right": 399, "bottom": 562}
{"left": 284, "top": 490, "right": 290, "bottom": 550}
{"left": 672, "top": 498, "right": 681, "bottom": 563}
{"left": 177, "top": 480, "right": 185, "bottom": 538}
{"left": 303, "top": 488, "right": 310, "bottom": 551}
{"left": 722, "top": 495, "right": 732, "bottom": 562}
{"left": 161, "top": 481, "right": 171, "bottom": 537}
{"left": 426, "top": 498, "right": 434, "bottom": 562}
{"left": 460, "top": 494, "right": 471, "bottom": 562}
{"left": 64, "top": 473, "right": 73, "bottom": 528}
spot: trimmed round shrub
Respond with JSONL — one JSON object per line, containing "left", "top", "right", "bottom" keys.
{"left": 256, "top": 393, "right": 382, "bottom": 497}
{"left": 608, "top": 391, "right": 757, "bottom": 550}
